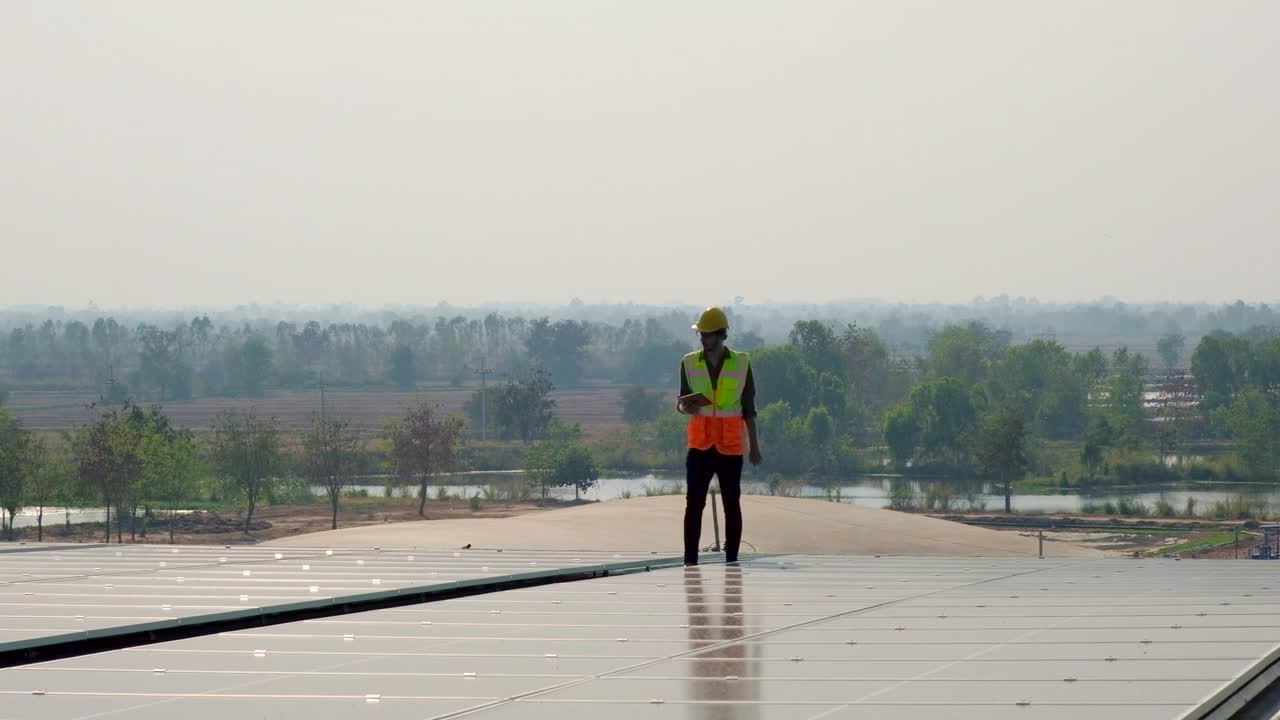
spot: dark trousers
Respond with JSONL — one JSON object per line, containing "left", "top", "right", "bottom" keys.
{"left": 684, "top": 447, "right": 743, "bottom": 565}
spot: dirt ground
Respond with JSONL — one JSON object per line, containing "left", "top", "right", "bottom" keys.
{"left": 269, "top": 495, "right": 1101, "bottom": 557}
{"left": 9, "top": 499, "right": 1259, "bottom": 558}
{"left": 10, "top": 498, "right": 557, "bottom": 546}
{"left": 936, "top": 512, "right": 1260, "bottom": 558}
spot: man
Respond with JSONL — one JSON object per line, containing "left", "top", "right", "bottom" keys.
{"left": 677, "top": 307, "right": 763, "bottom": 566}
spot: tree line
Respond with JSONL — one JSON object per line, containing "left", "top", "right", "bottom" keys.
{"left": 1, "top": 311, "right": 1277, "bottom": 533}
{"left": 5, "top": 300, "right": 1279, "bottom": 403}
{"left": 0, "top": 314, "right": 710, "bottom": 400}
{"left": 614, "top": 319, "right": 1278, "bottom": 508}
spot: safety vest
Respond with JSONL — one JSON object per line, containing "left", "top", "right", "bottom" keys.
{"left": 683, "top": 349, "right": 750, "bottom": 455}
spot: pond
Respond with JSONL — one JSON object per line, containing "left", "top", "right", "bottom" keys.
{"left": 325, "top": 471, "right": 1280, "bottom": 515}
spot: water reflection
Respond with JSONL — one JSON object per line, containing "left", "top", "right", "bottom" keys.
{"left": 684, "top": 565, "right": 760, "bottom": 718}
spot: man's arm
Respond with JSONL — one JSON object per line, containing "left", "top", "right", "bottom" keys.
{"left": 677, "top": 363, "right": 694, "bottom": 414}
{"left": 744, "top": 366, "right": 762, "bottom": 465}
{"left": 745, "top": 416, "right": 762, "bottom": 465}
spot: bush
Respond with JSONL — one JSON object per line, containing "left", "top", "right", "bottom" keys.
{"left": 343, "top": 487, "right": 370, "bottom": 498}
{"left": 1152, "top": 498, "right": 1176, "bottom": 517}
{"left": 1113, "top": 496, "right": 1149, "bottom": 517}
{"left": 1185, "top": 456, "right": 1248, "bottom": 482}
{"left": 642, "top": 482, "right": 684, "bottom": 497}
{"left": 888, "top": 482, "right": 917, "bottom": 511}
{"left": 484, "top": 479, "right": 532, "bottom": 501}
{"left": 1184, "top": 496, "right": 1198, "bottom": 518}
{"left": 762, "top": 476, "right": 804, "bottom": 497}
{"left": 269, "top": 477, "right": 316, "bottom": 505}
{"left": 1211, "top": 495, "right": 1265, "bottom": 520}
{"left": 459, "top": 442, "right": 529, "bottom": 471}
{"left": 923, "top": 484, "right": 955, "bottom": 512}
{"left": 469, "top": 495, "right": 482, "bottom": 512}
{"left": 964, "top": 492, "right": 988, "bottom": 512}
{"left": 1107, "top": 450, "right": 1178, "bottom": 483}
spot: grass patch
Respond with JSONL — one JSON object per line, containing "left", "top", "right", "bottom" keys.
{"left": 1160, "top": 532, "right": 1238, "bottom": 555}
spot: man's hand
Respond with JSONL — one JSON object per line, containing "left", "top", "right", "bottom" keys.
{"left": 749, "top": 447, "right": 764, "bottom": 466}
{"left": 678, "top": 393, "right": 709, "bottom": 415}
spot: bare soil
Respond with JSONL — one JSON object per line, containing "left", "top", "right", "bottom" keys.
{"left": 10, "top": 498, "right": 558, "bottom": 546}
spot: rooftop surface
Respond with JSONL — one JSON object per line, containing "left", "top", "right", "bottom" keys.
{"left": 2, "top": 553, "right": 1277, "bottom": 719}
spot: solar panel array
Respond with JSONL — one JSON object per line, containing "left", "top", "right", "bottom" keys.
{"left": 4, "top": 554, "right": 1279, "bottom": 719}
{"left": 0, "top": 544, "right": 675, "bottom": 651}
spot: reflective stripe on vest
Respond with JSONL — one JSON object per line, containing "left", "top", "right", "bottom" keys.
{"left": 683, "top": 349, "right": 750, "bottom": 454}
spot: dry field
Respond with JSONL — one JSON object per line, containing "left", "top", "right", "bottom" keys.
{"left": 7, "top": 385, "right": 631, "bottom": 434}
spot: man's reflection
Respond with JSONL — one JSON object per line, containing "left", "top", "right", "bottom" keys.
{"left": 684, "top": 565, "right": 760, "bottom": 718}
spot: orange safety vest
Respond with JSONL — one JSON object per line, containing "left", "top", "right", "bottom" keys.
{"left": 683, "top": 349, "right": 750, "bottom": 455}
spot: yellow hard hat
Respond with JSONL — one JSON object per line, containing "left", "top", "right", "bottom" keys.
{"left": 692, "top": 307, "right": 729, "bottom": 333}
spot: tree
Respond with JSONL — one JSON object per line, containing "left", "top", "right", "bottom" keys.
{"left": 789, "top": 320, "right": 842, "bottom": 377}
{"left": 465, "top": 385, "right": 501, "bottom": 440}
{"left": 654, "top": 412, "right": 688, "bottom": 463}
{"left": 754, "top": 401, "right": 804, "bottom": 474}
{"left": 622, "top": 322, "right": 689, "bottom": 386}
{"left": 303, "top": 414, "right": 365, "bottom": 529}
{"left": 801, "top": 405, "right": 850, "bottom": 476}
{"left": 1073, "top": 347, "right": 1109, "bottom": 398}
{"left": 1213, "top": 389, "right": 1279, "bottom": 479}
{"left": 927, "top": 322, "right": 1010, "bottom": 385}
{"left": 1105, "top": 348, "right": 1149, "bottom": 448}
{"left": 1192, "top": 335, "right": 1252, "bottom": 410}
{"left": 386, "top": 402, "right": 465, "bottom": 516}
{"left": 526, "top": 318, "right": 591, "bottom": 386}
{"left": 389, "top": 346, "right": 416, "bottom": 390}
{"left": 69, "top": 404, "right": 148, "bottom": 542}
{"left": 25, "top": 440, "right": 74, "bottom": 542}
{"left": 992, "top": 340, "right": 1087, "bottom": 440}
{"left": 525, "top": 421, "right": 598, "bottom": 502}
{"left": 210, "top": 409, "right": 282, "bottom": 533}
{"left": 495, "top": 369, "right": 557, "bottom": 443}
{"left": 1157, "top": 333, "right": 1186, "bottom": 370}
{"left": 976, "top": 405, "right": 1029, "bottom": 513}
{"left": 137, "top": 325, "right": 192, "bottom": 401}
{"left": 239, "top": 337, "right": 274, "bottom": 397}
{"left": 907, "top": 377, "right": 985, "bottom": 467}
{"left": 73, "top": 409, "right": 125, "bottom": 542}
{"left": 0, "top": 410, "right": 34, "bottom": 538}
{"left": 882, "top": 404, "right": 921, "bottom": 469}
{"left": 119, "top": 403, "right": 179, "bottom": 541}
{"left": 157, "top": 432, "right": 202, "bottom": 543}
{"left": 752, "top": 345, "right": 819, "bottom": 414}
{"left": 838, "top": 324, "right": 892, "bottom": 415}
{"left": 621, "top": 386, "right": 666, "bottom": 426}
{"left": 1081, "top": 414, "right": 1113, "bottom": 479}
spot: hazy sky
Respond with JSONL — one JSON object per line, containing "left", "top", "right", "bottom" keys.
{"left": 3, "top": 2, "right": 1277, "bottom": 309}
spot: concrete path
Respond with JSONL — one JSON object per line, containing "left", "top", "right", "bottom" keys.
{"left": 267, "top": 495, "right": 1100, "bottom": 557}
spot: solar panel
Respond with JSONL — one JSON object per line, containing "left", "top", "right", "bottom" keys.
{"left": 0, "top": 544, "right": 678, "bottom": 658}
{"left": 2, "top": 555, "right": 1279, "bottom": 719}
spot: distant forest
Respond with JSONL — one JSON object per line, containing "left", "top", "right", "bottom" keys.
{"left": 1, "top": 299, "right": 1277, "bottom": 400}
{"left": 2, "top": 299, "right": 1278, "bottom": 539}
